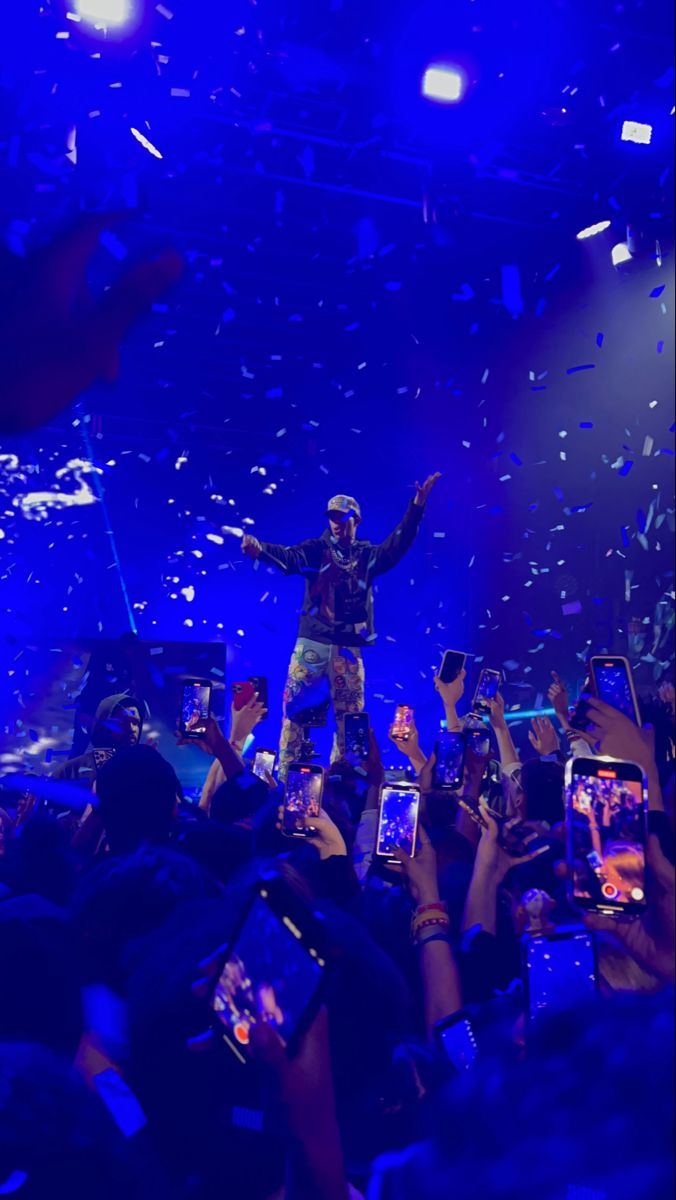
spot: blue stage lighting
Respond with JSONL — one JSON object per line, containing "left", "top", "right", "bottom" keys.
{"left": 576, "top": 220, "right": 611, "bottom": 241}
{"left": 421, "top": 64, "right": 465, "bottom": 104}
{"left": 621, "top": 120, "right": 652, "bottom": 145}
{"left": 74, "top": 0, "right": 133, "bottom": 26}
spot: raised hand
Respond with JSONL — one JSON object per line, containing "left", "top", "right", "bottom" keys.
{"left": 1, "top": 213, "right": 183, "bottom": 434}
{"left": 414, "top": 472, "right": 441, "bottom": 507}
{"left": 486, "top": 691, "right": 507, "bottom": 730}
{"left": 241, "top": 534, "right": 263, "bottom": 558}
{"left": 584, "top": 696, "right": 656, "bottom": 773}
{"left": 391, "top": 825, "right": 439, "bottom": 905}
{"left": 476, "top": 802, "right": 548, "bottom": 883}
{"left": 528, "top": 715, "right": 560, "bottom": 756}
{"left": 434, "top": 667, "right": 466, "bottom": 710}
{"left": 548, "top": 671, "right": 570, "bottom": 722}
{"left": 230, "top": 694, "right": 266, "bottom": 746}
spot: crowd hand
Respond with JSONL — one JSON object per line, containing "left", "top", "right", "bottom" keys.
{"left": 476, "top": 801, "right": 548, "bottom": 884}
{"left": 0, "top": 213, "right": 183, "bottom": 434}
{"left": 528, "top": 715, "right": 560, "bottom": 757}
{"left": 548, "top": 671, "right": 570, "bottom": 723}
{"left": 305, "top": 812, "right": 347, "bottom": 860}
{"left": 230, "top": 695, "right": 266, "bottom": 746}
{"left": 391, "top": 825, "right": 440, "bottom": 906}
{"left": 413, "top": 471, "right": 441, "bottom": 507}
{"left": 241, "top": 534, "right": 263, "bottom": 559}
{"left": 658, "top": 681, "right": 675, "bottom": 719}
{"left": 586, "top": 835, "right": 675, "bottom": 984}
{"left": 584, "top": 696, "right": 657, "bottom": 775}
{"left": 364, "top": 728, "right": 384, "bottom": 789}
{"left": 388, "top": 715, "right": 424, "bottom": 760}
{"left": 175, "top": 715, "right": 227, "bottom": 757}
{"left": 486, "top": 691, "right": 507, "bottom": 729}
{"left": 434, "top": 667, "right": 466, "bottom": 711}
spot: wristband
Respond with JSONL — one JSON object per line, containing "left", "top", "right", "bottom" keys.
{"left": 417, "top": 931, "right": 452, "bottom": 947}
{"left": 411, "top": 909, "right": 449, "bottom": 930}
{"left": 414, "top": 901, "right": 448, "bottom": 916}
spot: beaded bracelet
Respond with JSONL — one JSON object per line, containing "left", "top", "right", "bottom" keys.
{"left": 412, "top": 916, "right": 450, "bottom": 940}
{"left": 414, "top": 901, "right": 448, "bottom": 916}
{"left": 411, "top": 905, "right": 448, "bottom": 927}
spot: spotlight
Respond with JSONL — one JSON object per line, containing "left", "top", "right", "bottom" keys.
{"left": 611, "top": 242, "right": 632, "bottom": 268}
{"left": 421, "top": 64, "right": 466, "bottom": 104}
{"left": 74, "top": 0, "right": 133, "bottom": 26}
{"left": 621, "top": 120, "right": 653, "bottom": 145}
{"left": 576, "top": 220, "right": 611, "bottom": 241}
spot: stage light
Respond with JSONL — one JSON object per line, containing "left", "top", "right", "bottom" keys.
{"left": 621, "top": 120, "right": 652, "bottom": 145}
{"left": 421, "top": 64, "right": 466, "bottom": 104}
{"left": 576, "top": 220, "right": 611, "bottom": 241}
{"left": 74, "top": 0, "right": 133, "bottom": 27}
{"left": 611, "top": 242, "right": 632, "bottom": 268}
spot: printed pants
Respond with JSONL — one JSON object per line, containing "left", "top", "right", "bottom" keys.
{"left": 278, "top": 638, "right": 365, "bottom": 778}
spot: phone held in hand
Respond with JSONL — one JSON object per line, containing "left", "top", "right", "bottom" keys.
{"left": 439, "top": 650, "right": 466, "bottom": 685}
{"left": 434, "top": 1010, "right": 478, "bottom": 1071}
{"left": 283, "top": 763, "right": 324, "bottom": 837}
{"left": 232, "top": 681, "right": 256, "bottom": 712}
{"left": 390, "top": 704, "right": 414, "bottom": 742}
{"left": 590, "top": 655, "right": 641, "bottom": 725}
{"left": 249, "top": 676, "right": 269, "bottom": 718}
{"left": 179, "top": 680, "right": 212, "bottom": 739}
{"left": 209, "top": 877, "right": 328, "bottom": 1064}
{"left": 344, "top": 712, "right": 370, "bottom": 763}
{"left": 464, "top": 720, "right": 491, "bottom": 758}
{"left": 433, "top": 731, "right": 466, "bottom": 790}
{"left": 566, "top": 756, "right": 648, "bottom": 915}
{"left": 472, "top": 668, "right": 502, "bottom": 714}
{"left": 523, "top": 928, "right": 597, "bottom": 1029}
{"left": 376, "top": 782, "right": 420, "bottom": 863}
{"left": 253, "top": 749, "right": 276, "bottom": 781}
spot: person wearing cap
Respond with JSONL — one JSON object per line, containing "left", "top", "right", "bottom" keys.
{"left": 241, "top": 473, "right": 440, "bottom": 776}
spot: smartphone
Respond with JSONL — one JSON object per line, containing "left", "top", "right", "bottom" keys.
{"left": 232, "top": 681, "right": 256, "bottom": 712}
{"left": 523, "top": 929, "right": 597, "bottom": 1027}
{"left": 390, "top": 704, "right": 414, "bottom": 743}
{"left": 590, "top": 656, "right": 641, "bottom": 725}
{"left": 472, "top": 668, "right": 502, "bottom": 714}
{"left": 376, "top": 783, "right": 420, "bottom": 862}
{"left": 439, "top": 650, "right": 467, "bottom": 685}
{"left": 283, "top": 763, "right": 324, "bottom": 837}
{"left": 249, "top": 676, "right": 268, "bottom": 717}
{"left": 253, "top": 749, "right": 276, "bottom": 781}
{"left": 566, "top": 756, "right": 648, "bottom": 914}
{"left": 455, "top": 795, "right": 549, "bottom": 859}
{"left": 209, "top": 878, "right": 327, "bottom": 1063}
{"left": 434, "top": 1010, "right": 478, "bottom": 1071}
{"left": 344, "top": 712, "right": 370, "bottom": 764}
{"left": 180, "top": 680, "right": 211, "bottom": 739}
{"left": 433, "top": 731, "right": 466, "bottom": 791}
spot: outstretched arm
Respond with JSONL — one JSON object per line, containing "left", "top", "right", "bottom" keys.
{"left": 241, "top": 534, "right": 322, "bottom": 576}
{"left": 370, "top": 473, "right": 440, "bottom": 577}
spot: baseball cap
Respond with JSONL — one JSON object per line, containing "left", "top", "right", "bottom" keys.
{"left": 326, "top": 495, "right": 361, "bottom": 519}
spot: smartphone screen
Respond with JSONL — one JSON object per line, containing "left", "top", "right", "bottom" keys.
{"left": 284, "top": 764, "right": 323, "bottom": 836}
{"left": 344, "top": 712, "right": 369, "bottom": 763}
{"left": 465, "top": 723, "right": 491, "bottom": 758}
{"left": 249, "top": 676, "right": 268, "bottom": 716}
{"left": 567, "top": 758, "right": 647, "bottom": 913}
{"left": 591, "top": 657, "right": 640, "bottom": 725}
{"left": 210, "top": 884, "right": 326, "bottom": 1061}
{"left": 435, "top": 1012, "right": 478, "bottom": 1071}
{"left": 253, "top": 749, "right": 276, "bottom": 781}
{"left": 180, "top": 681, "right": 211, "bottom": 737}
{"left": 433, "top": 731, "right": 466, "bottom": 790}
{"left": 439, "top": 650, "right": 466, "bottom": 685}
{"left": 376, "top": 784, "right": 420, "bottom": 859}
{"left": 473, "top": 669, "right": 501, "bottom": 713}
{"left": 524, "top": 931, "right": 596, "bottom": 1026}
{"left": 390, "top": 705, "right": 413, "bottom": 742}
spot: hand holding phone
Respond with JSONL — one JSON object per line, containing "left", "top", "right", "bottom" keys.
{"left": 179, "top": 680, "right": 212, "bottom": 739}
{"left": 283, "top": 763, "right": 324, "bottom": 837}
{"left": 566, "top": 756, "right": 648, "bottom": 914}
{"left": 472, "top": 669, "right": 502, "bottom": 714}
{"left": 590, "top": 656, "right": 641, "bottom": 725}
{"left": 253, "top": 749, "right": 276, "bottom": 782}
{"left": 344, "top": 712, "right": 370, "bottom": 764}
{"left": 438, "top": 650, "right": 467, "bottom": 685}
{"left": 433, "top": 731, "right": 466, "bottom": 790}
{"left": 390, "top": 705, "right": 414, "bottom": 743}
{"left": 232, "top": 681, "right": 256, "bottom": 712}
{"left": 376, "top": 783, "right": 420, "bottom": 862}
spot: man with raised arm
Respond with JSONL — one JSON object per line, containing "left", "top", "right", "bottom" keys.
{"left": 241, "top": 474, "right": 441, "bottom": 776}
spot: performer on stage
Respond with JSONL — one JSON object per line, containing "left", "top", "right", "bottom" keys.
{"left": 241, "top": 473, "right": 440, "bottom": 775}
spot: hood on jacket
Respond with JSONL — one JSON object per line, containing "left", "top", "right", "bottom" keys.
{"left": 91, "top": 693, "right": 145, "bottom": 749}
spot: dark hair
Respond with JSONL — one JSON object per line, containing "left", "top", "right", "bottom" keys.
{"left": 520, "top": 758, "right": 565, "bottom": 826}
{"left": 96, "top": 747, "right": 181, "bottom": 855}
{"left": 0, "top": 896, "right": 83, "bottom": 1056}
{"left": 69, "top": 844, "right": 217, "bottom": 991}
